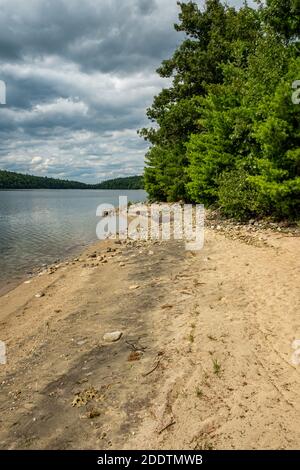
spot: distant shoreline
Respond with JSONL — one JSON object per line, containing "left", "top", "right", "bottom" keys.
{"left": 0, "top": 169, "right": 144, "bottom": 190}
{"left": 0, "top": 188, "right": 145, "bottom": 191}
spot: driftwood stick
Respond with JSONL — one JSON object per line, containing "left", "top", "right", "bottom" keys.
{"left": 142, "top": 359, "right": 161, "bottom": 377}
{"left": 158, "top": 420, "right": 176, "bottom": 434}
{"left": 125, "top": 340, "right": 147, "bottom": 351}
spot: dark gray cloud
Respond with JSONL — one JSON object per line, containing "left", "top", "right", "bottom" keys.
{"left": 0, "top": 0, "right": 252, "bottom": 183}
{"left": 0, "top": 0, "right": 178, "bottom": 74}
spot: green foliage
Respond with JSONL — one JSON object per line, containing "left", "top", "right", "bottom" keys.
{"left": 144, "top": 144, "right": 188, "bottom": 201}
{"left": 141, "top": 0, "right": 261, "bottom": 202}
{"left": 142, "top": 0, "right": 300, "bottom": 220}
{"left": 217, "top": 169, "right": 261, "bottom": 219}
{"left": 93, "top": 175, "right": 144, "bottom": 190}
{"left": 263, "top": 0, "right": 300, "bottom": 40}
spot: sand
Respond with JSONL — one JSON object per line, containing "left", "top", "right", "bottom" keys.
{"left": 0, "top": 221, "right": 299, "bottom": 449}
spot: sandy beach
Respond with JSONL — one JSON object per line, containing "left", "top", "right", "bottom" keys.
{"left": 0, "top": 217, "right": 299, "bottom": 450}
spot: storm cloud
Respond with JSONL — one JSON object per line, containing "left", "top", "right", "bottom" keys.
{"left": 0, "top": 0, "right": 254, "bottom": 183}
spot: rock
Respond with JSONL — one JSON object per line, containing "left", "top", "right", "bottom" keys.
{"left": 129, "top": 285, "right": 140, "bottom": 290}
{"left": 119, "top": 262, "right": 125, "bottom": 267}
{"left": 148, "top": 250, "right": 154, "bottom": 255}
{"left": 103, "top": 331, "right": 122, "bottom": 342}
{"left": 24, "top": 403, "right": 34, "bottom": 411}
{"left": 35, "top": 292, "right": 45, "bottom": 298}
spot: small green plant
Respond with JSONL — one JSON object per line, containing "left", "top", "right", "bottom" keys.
{"left": 212, "top": 358, "right": 222, "bottom": 376}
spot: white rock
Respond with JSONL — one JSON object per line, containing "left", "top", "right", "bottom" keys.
{"left": 129, "top": 285, "right": 140, "bottom": 290}
{"left": 35, "top": 292, "right": 45, "bottom": 298}
{"left": 103, "top": 331, "right": 123, "bottom": 342}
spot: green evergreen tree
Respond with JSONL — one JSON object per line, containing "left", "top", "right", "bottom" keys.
{"left": 141, "top": 0, "right": 261, "bottom": 202}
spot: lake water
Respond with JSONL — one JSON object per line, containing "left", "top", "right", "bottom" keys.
{"left": 0, "top": 189, "right": 147, "bottom": 291}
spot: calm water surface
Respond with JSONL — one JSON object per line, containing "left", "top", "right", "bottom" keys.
{"left": 0, "top": 189, "right": 146, "bottom": 290}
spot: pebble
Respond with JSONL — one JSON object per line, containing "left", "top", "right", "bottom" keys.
{"left": 35, "top": 292, "right": 45, "bottom": 298}
{"left": 103, "top": 331, "right": 123, "bottom": 342}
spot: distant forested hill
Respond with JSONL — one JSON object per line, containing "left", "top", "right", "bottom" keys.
{"left": 0, "top": 170, "right": 144, "bottom": 190}
{"left": 0, "top": 170, "right": 88, "bottom": 189}
{"left": 93, "top": 175, "right": 144, "bottom": 190}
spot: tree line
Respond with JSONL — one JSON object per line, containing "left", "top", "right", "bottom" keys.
{"left": 141, "top": 0, "right": 300, "bottom": 219}
{"left": 94, "top": 175, "right": 144, "bottom": 190}
{"left": 0, "top": 170, "right": 144, "bottom": 190}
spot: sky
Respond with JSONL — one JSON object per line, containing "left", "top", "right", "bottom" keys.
{"left": 0, "top": 0, "right": 256, "bottom": 183}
